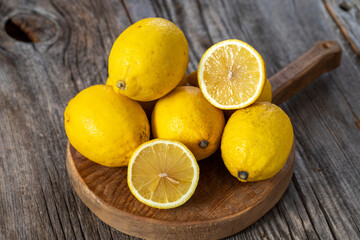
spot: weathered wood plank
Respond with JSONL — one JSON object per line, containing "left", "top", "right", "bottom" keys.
{"left": 1, "top": 0, "right": 359, "bottom": 239}
{"left": 124, "top": 0, "right": 360, "bottom": 239}
{"left": 0, "top": 0, "right": 132, "bottom": 239}
{"left": 324, "top": 0, "right": 360, "bottom": 57}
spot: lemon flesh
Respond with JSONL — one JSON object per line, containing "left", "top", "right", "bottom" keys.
{"left": 64, "top": 85, "right": 150, "bottom": 167}
{"left": 221, "top": 102, "right": 293, "bottom": 182}
{"left": 198, "top": 39, "right": 266, "bottom": 109}
{"left": 128, "top": 139, "right": 199, "bottom": 209}
{"left": 107, "top": 18, "right": 189, "bottom": 101}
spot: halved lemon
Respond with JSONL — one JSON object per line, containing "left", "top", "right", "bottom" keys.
{"left": 127, "top": 139, "right": 199, "bottom": 209}
{"left": 198, "top": 39, "right": 266, "bottom": 109}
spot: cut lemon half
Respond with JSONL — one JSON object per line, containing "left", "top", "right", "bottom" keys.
{"left": 198, "top": 39, "right": 266, "bottom": 109}
{"left": 127, "top": 139, "right": 199, "bottom": 209}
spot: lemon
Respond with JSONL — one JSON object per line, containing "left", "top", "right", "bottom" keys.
{"left": 152, "top": 86, "right": 225, "bottom": 160}
{"left": 256, "top": 78, "right": 272, "bottom": 102}
{"left": 187, "top": 70, "right": 198, "bottom": 87}
{"left": 127, "top": 139, "right": 199, "bottom": 209}
{"left": 107, "top": 18, "right": 189, "bottom": 101}
{"left": 198, "top": 39, "right": 266, "bottom": 109}
{"left": 221, "top": 102, "right": 293, "bottom": 182}
{"left": 64, "top": 85, "right": 150, "bottom": 167}
{"left": 177, "top": 72, "right": 188, "bottom": 87}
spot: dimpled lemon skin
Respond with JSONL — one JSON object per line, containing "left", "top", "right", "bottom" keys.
{"left": 221, "top": 102, "right": 293, "bottom": 182}
{"left": 64, "top": 85, "right": 150, "bottom": 167}
{"left": 256, "top": 78, "right": 272, "bottom": 102}
{"left": 107, "top": 18, "right": 189, "bottom": 102}
{"left": 152, "top": 86, "right": 225, "bottom": 160}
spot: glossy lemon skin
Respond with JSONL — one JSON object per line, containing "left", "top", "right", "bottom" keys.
{"left": 152, "top": 86, "right": 225, "bottom": 160}
{"left": 187, "top": 70, "right": 198, "bottom": 87}
{"left": 107, "top": 18, "right": 189, "bottom": 101}
{"left": 221, "top": 102, "right": 293, "bottom": 182}
{"left": 139, "top": 73, "right": 188, "bottom": 119}
{"left": 256, "top": 78, "right": 272, "bottom": 102}
{"left": 64, "top": 85, "right": 150, "bottom": 167}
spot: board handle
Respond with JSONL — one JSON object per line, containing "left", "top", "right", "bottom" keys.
{"left": 270, "top": 40, "right": 342, "bottom": 105}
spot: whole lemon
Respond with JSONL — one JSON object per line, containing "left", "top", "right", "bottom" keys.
{"left": 64, "top": 85, "right": 150, "bottom": 167}
{"left": 152, "top": 86, "right": 225, "bottom": 160}
{"left": 221, "top": 102, "right": 293, "bottom": 182}
{"left": 256, "top": 78, "right": 272, "bottom": 102}
{"left": 187, "top": 71, "right": 198, "bottom": 87}
{"left": 107, "top": 18, "right": 189, "bottom": 101}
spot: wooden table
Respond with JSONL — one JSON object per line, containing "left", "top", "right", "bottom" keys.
{"left": 1, "top": 0, "right": 359, "bottom": 239}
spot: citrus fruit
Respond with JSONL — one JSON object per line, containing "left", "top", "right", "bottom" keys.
{"left": 127, "top": 139, "right": 199, "bottom": 209}
{"left": 152, "top": 86, "right": 225, "bottom": 160}
{"left": 64, "top": 85, "right": 150, "bottom": 167}
{"left": 187, "top": 70, "right": 198, "bottom": 87}
{"left": 221, "top": 102, "right": 293, "bottom": 182}
{"left": 256, "top": 78, "right": 272, "bottom": 102}
{"left": 198, "top": 39, "right": 266, "bottom": 109}
{"left": 107, "top": 18, "right": 189, "bottom": 101}
{"left": 177, "top": 72, "right": 188, "bottom": 87}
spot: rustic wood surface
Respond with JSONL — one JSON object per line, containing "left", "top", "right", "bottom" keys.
{"left": 66, "top": 141, "right": 295, "bottom": 240}
{"left": 1, "top": 0, "right": 359, "bottom": 239}
{"left": 325, "top": 0, "right": 360, "bottom": 57}
{"left": 64, "top": 40, "right": 341, "bottom": 240}
{"left": 270, "top": 40, "right": 341, "bottom": 105}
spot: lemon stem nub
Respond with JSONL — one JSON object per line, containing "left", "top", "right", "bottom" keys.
{"left": 199, "top": 140, "right": 209, "bottom": 149}
{"left": 238, "top": 171, "right": 248, "bottom": 180}
{"left": 117, "top": 80, "right": 126, "bottom": 90}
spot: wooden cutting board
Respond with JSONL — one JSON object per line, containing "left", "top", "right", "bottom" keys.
{"left": 66, "top": 41, "right": 341, "bottom": 240}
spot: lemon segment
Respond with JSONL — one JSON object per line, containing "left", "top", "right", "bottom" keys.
{"left": 198, "top": 39, "right": 266, "bottom": 109}
{"left": 127, "top": 139, "right": 199, "bottom": 209}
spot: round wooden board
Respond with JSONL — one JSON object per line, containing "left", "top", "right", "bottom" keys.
{"left": 66, "top": 141, "right": 295, "bottom": 240}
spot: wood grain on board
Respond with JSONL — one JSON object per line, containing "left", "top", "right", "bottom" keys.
{"left": 1, "top": 0, "right": 360, "bottom": 239}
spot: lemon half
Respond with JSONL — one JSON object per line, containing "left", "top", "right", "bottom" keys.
{"left": 198, "top": 39, "right": 266, "bottom": 109}
{"left": 127, "top": 139, "right": 199, "bottom": 209}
